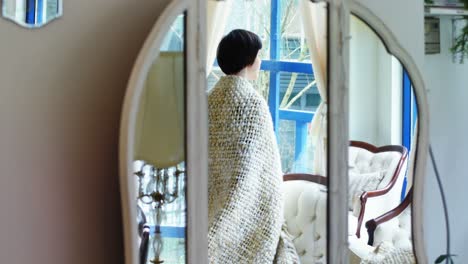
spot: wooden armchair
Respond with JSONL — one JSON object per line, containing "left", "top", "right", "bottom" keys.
{"left": 348, "top": 141, "right": 408, "bottom": 240}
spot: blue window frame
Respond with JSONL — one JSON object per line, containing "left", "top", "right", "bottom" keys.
{"left": 26, "top": 0, "right": 36, "bottom": 24}
{"left": 25, "top": 0, "right": 47, "bottom": 25}
{"left": 401, "top": 68, "right": 417, "bottom": 201}
{"left": 268, "top": 0, "right": 281, "bottom": 132}
{"left": 402, "top": 70, "right": 412, "bottom": 152}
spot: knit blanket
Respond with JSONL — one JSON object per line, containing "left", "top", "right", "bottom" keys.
{"left": 208, "top": 76, "right": 299, "bottom": 264}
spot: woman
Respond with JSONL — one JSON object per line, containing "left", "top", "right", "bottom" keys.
{"left": 208, "top": 29, "right": 299, "bottom": 263}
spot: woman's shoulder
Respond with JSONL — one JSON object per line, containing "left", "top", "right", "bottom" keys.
{"left": 209, "top": 76, "right": 270, "bottom": 113}
{"left": 215, "top": 75, "right": 262, "bottom": 95}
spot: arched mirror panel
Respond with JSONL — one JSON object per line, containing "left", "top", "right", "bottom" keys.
{"left": 119, "top": 1, "right": 190, "bottom": 263}
{"left": 133, "top": 13, "right": 186, "bottom": 264}
{"left": 347, "top": 2, "right": 429, "bottom": 263}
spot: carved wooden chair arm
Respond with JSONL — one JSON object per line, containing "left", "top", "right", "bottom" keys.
{"left": 283, "top": 173, "right": 328, "bottom": 186}
{"left": 364, "top": 188, "right": 413, "bottom": 246}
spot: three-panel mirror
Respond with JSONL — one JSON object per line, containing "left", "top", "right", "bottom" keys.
{"left": 120, "top": 1, "right": 424, "bottom": 263}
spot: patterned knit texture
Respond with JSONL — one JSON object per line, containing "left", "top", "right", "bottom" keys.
{"left": 208, "top": 75, "right": 299, "bottom": 264}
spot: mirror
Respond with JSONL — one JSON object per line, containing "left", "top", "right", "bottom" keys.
{"left": 2, "top": 0, "right": 62, "bottom": 28}
{"left": 206, "top": 0, "right": 329, "bottom": 262}
{"left": 132, "top": 13, "right": 186, "bottom": 264}
{"left": 347, "top": 15, "right": 419, "bottom": 263}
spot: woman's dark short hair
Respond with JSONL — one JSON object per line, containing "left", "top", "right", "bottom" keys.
{"left": 216, "top": 29, "right": 262, "bottom": 75}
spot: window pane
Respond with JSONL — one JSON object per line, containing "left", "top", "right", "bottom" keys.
{"left": 278, "top": 71, "right": 319, "bottom": 111}
{"left": 222, "top": 0, "right": 271, "bottom": 60}
{"left": 276, "top": 70, "right": 317, "bottom": 173}
{"left": 278, "top": 119, "right": 295, "bottom": 172}
{"left": 160, "top": 14, "right": 185, "bottom": 52}
{"left": 206, "top": 68, "right": 224, "bottom": 91}
{"left": 280, "top": 0, "right": 311, "bottom": 61}
{"left": 278, "top": 120, "right": 315, "bottom": 173}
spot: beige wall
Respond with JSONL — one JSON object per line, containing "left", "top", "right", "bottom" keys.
{"left": 0, "top": 1, "right": 169, "bottom": 263}
{"left": 424, "top": 17, "right": 468, "bottom": 262}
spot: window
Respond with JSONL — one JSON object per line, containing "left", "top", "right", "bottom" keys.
{"left": 208, "top": 0, "right": 319, "bottom": 173}
{"left": 160, "top": 14, "right": 185, "bottom": 52}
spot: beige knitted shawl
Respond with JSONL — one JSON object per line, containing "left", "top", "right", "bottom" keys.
{"left": 208, "top": 76, "right": 299, "bottom": 264}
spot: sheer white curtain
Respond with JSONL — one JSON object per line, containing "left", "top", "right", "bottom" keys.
{"left": 300, "top": 0, "right": 328, "bottom": 176}
{"left": 206, "top": 0, "right": 232, "bottom": 76}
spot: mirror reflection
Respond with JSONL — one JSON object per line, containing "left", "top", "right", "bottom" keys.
{"left": 207, "top": 0, "right": 328, "bottom": 263}
{"left": 133, "top": 14, "right": 186, "bottom": 264}
{"left": 347, "top": 15, "right": 418, "bottom": 264}
{"left": 2, "top": 0, "right": 62, "bottom": 28}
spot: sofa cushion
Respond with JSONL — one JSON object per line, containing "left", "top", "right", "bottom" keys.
{"left": 348, "top": 147, "right": 402, "bottom": 190}
{"left": 372, "top": 207, "right": 412, "bottom": 249}
{"left": 283, "top": 180, "right": 327, "bottom": 264}
{"left": 348, "top": 170, "right": 384, "bottom": 210}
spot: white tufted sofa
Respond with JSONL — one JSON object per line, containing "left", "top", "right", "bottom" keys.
{"left": 348, "top": 141, "right": 408, "bottom": 241}
{"left": 283, "top": 174, "right": 328, "bottom": 264}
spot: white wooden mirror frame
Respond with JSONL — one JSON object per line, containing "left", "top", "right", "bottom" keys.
{"left": 349, "top": 1, "right": 429, "bottom": 263}
{"left": 119, "top": 0, "right": 429, "bottom": 263}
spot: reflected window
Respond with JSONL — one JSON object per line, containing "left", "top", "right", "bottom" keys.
{"left": 2, "top": 0, "right": 62, "bottom": 28}
{"left": 207, "top": 0, "right": 319, "bottom": 173}
{"left": 161, "top": 15, "right": 185, "bottom": 52}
